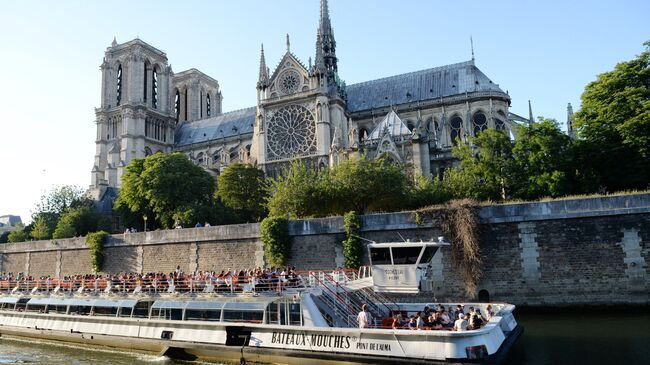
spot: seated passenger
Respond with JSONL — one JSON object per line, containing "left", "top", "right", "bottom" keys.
{"left": 438, "top": 309, "right": 451, "bottom": 327}
{"left": 453, "top": 313, "right": 468, "bottom": 331}
{"left": 408, "top": 315, "right": 417, "bottom": 330}
{"left": 486, "top": 305, "right": 495, "bottom": 321}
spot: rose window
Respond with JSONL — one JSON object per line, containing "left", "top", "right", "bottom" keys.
{"left": 279, "top": 70, "right": 301, "bottom": 94}
{"left": 266, "top": 104, "right": 316, "bottom": 160}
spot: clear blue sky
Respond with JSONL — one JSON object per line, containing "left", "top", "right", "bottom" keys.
{"left": 0, "top": 0, "right": 648, "bottom": 224}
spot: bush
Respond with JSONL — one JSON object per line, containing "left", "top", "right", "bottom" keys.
{"left": 260, "top": 216, "right": 290, "bottom": 267}
{"left": 342, "top": 211, "right": 363, "bottom": 269}
{"left": 86, "top": 231, "right": 108, "bottom": 273}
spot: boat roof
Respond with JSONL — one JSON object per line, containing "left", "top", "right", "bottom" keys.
{"left": 368, "top": 241, "right": 450, "bottom": 248}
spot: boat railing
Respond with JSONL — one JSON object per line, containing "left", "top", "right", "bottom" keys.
{"left": 303, "top": 271, "right": 359, "bottom": 327}
{"left": 0, "top": 275, "right": 306, "bottom": 296}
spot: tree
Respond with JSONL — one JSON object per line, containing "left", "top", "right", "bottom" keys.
{"left": 573, "top": 41, "right": 650, "bottom": 191}
{"left": 408, "top": 175, "right": 452, "bottom": 208}
{"left": 33, "top": 185, "right": 86, "bottom": 218}
{"left": 52, "top": 209, "right": 79, "bottom": 239}
{"left": 267, "top": 160, "right": 331, "bottom": 219}
{"left": 114, "top": 153, "right": 217, "bottom": 229}
{"left": 445, "top": 129, "right": 514, "bottom": 201}
{"left": 30, "top": 216, "right": 52, "bottom": 240}
{"left": 216, "top": 163, "right": 268, "bottom": 222}
{"left": 509, "top": 118, "right": 574, "bottom": 200}
{"left": 7, "top": 225, "right": 28, "bottom": 243}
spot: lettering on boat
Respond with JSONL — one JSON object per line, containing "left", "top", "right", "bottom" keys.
{"left": 270, "top": 332, "right": 351, "bottom": 349}
{"left": 355, "top": 341, "right": 392, "bottom": 352}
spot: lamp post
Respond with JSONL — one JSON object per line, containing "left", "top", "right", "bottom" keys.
{"left": 143, "top": 215, "right": 148, "bottom": 233}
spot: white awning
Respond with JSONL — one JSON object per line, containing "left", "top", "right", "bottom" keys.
{"left": 0, "top": 297, "right": 20, "bottom": 304}
{"left": 151, "top": 300, "right": 186, "bottom": 309}
{"left": 223, "top": 301, "right": 268, "bottom": 311}
{"left": 185, "top": 301, "right": 226, "bottom": 310}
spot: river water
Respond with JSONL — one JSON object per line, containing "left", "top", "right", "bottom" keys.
{"left": 0, "top": 311, "right": 648, "bottom": 364}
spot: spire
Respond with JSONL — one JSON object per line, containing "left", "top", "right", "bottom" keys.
{"left": 315, "top": 0, "right": 337, "bottom": 79}
{"left": 257, "top": 44, "right": 269, "bottom": 89}
{"left": 567, "top": 103, "right": 576, "bottom": 139}
{"left": 111, "top": 36, "right": 117, "bottom": 47}
{"left": 470, "top": 36, "right": 475, "bottom": 62}
{"left": 286, "top": 33, "right": 290, "bottom": 52}
{"left": 528, "top": 100, "right": 534, "bottom": 123}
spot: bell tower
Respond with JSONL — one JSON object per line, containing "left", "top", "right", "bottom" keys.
{"left": 90, "top": 38, "right": 175, "bottom": 195}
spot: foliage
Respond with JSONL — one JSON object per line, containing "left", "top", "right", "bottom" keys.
{"left": 409, "top": 175, "right": 452, "bottom": 208}
{"left": 260, "top": 216, "right": 290, "bottom": 267}
{"left": 216, "top": 163, "right": 268, "bottom": 222}
{"left": 52, "top": 208, "right": 79, "bottom": 239}
{"left": 86, "top": 231, "right": 108, "bottom": 273}
{"left": 267, "top": 160, "right": 330, "bottom": 219}
{"left": 115, "top": 153, "right": 217, "bottom": 229}
{"left": 342, "top": 211, "right": 363, "bottom": 269}
{"left": 7, "top": 225, "right": 29, "bottom": 243}
{"left": 417, "top": 200, "right": 482, "bottom": 298}
{"left": 573, "top": 41, "right": 650, "bottom": 192}
{"left": 33, "top": 185, "right": 86, "bottom": 218}
{"left": 0, "top": 231, "right": 9, "bottom": 244}
{"left": 30, "top": 216, "right": 53, "bottom": 240}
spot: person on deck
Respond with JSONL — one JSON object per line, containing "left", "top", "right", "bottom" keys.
{"left": 454, "top": 313, "right": 469, "bottom": 331}
{"left": 357, "top": 304, "right": 372, "bottom": 329}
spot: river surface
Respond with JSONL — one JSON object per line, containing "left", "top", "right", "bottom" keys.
{"left": 0, "top": 311, "right": 648, "bottom": 364}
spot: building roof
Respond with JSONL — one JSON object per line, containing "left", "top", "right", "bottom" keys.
{"left": 367, "top": 110, "right": 411, "bottom": 141}
{"left": 175, "top": 107, "right": 256, "bottom": 147}
{"left": 345, "top": 60, "right": 506, "bottom": 113}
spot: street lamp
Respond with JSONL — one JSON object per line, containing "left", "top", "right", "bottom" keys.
{"left": 143, "top": 215, "right": 148, "bottom": 232}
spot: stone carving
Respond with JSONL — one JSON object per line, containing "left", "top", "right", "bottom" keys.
{"left": 266, "top": 104, "right": 316, "bottom": 161}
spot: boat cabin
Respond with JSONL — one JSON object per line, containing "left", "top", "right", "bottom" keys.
{"left": 368, "top": 238, "right": 449, "bottom": 293}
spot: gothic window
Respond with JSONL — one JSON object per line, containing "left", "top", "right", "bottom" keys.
{"left": 278, "top": 70, "right": 301, "bottom": 95}
{"left": 196, "top": 152, "right": 204, "bottom": 165}
{"left": 495, "top": 111, "right": 506, "bottom": 131}
{"left": 116, "top": 64, "right": 123, "bottom": 106}
{"left": 145, "top": 147, "right": 153, "bottom": 157}
{"left": 359, "top": 128, "right": 369, "bottom": 141}
{"left": 152, "top": 68, "right": 158, "bottom": 109}
{"left": 449, "top": 116, "right": 463, "bottom": 146}
{"left": 184, "top": 89, "right": 188, "bottom": 121}
{"left": 406, "top": 120, "right": 415, "bottom": 132}
{"left": 266, "top": 104, "right": 317, "bottom": 161}
{"left": 174, "top": 90, "right": 180, "bottom": 122}
{"left": 206, "top": 93, "right": 211, "bottom": 117}
{"left": 473, "top": 112, "right": 487, "bottom": 136}
{"left": 200, "top": 91, "right": 203, "bottom": 119}
{"left": 143, "top": 61, "right": 149, "bottom": 103}
{"left": 145, "top": 117, "right": 149, "bottom": 137}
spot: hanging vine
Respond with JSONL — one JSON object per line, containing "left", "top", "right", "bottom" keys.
{"left": 85, "top": 230, "right": 108, "bottom": 273}
{"left": 415, "top": 199, "right": 482, "bottom": 298}
{"left": 343, "top": 211, "right": 363, "bottom": 269}
{"left": 260, "top": 216, "right": 290, "bottom": 267}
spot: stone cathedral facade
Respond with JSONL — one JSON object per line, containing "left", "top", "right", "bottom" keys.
{"left": 90, "top": 0, "right": 522, "bottom": 200}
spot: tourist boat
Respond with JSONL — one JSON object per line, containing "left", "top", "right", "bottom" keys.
{"left": 0, "top": 238, "right": 522, "bottom": 364}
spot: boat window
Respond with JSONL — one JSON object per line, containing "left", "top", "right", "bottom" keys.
{"left": 223, "top": 310, "right": 264, "bottom": 323}
{"left": 69, "top": 306, "right": 92, "bottom": 315}
{"left": 289, "top": 303, "right": 302, "bottom": 326}
{"left": 27, "top": 304, "right": 46, "bottom": 313}
{"left": 49, "top": 305, "right": 68, "bottom": 314}
{"left": 185, "top": 309, "right": 221, "bottom": 321}
{"left": 119, "top": 307, "right": 133, "bottom": 317}
{"left": 419, "top": 246, "right": 438, "bottom": 264}
{"left": 133, "top": 301, "right": 153, "bottom": 318}
{"left": 93, "top": 306, "right": 118, "bottom": 317}
{"left": 152, "top": 308, "right": 183, "bottom": 321}
{"left": 15, "top": 298, "right": 30, "bottom": 312}
{"left": 370, "top": 247, "right": 392, "bottom": 265}
{"left": 391, "top": 246, "right": 424, "bottom": 265}
{"left": 266, "top": 303, "right": 280, "bottom": 324}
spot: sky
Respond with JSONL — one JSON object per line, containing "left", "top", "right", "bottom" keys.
{"left": 0, "top": 0, "right": 648, "bottom": 224}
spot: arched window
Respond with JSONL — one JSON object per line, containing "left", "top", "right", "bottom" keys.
{"left": 174, "top": 90, "right": 180, "bottom": 122}
{"left": 116, "top": 64, "right": 123, "bottom": 106}
{"left": 145, "top": 147, "right": 153, "bottom": 157}
{"left": 359, "top": 128, "right": 369, "bottom": 141}
{"left": 406, "top": 120, "right": 415, "bottom": 132}
{"left": 473, "top": 112, "right": 487, "bottom": 136}
{"left": 200, "top": 91, "right": 203, "bottom": 119}
{"left": 184, "top": 89, "right": 188, "bottom": 121}
{"left": 197, "top": 152, "right": 204, "bottom": 165}
{"left": 143, "top": 61, "right": 149, "bottom": 103}
{"left": 152, "top": 68, "right": 158, "bottom": 109}
{"left": 206, "top": 93, "right": 211, "bottom": 117}
{"left": 449, "top": 116, "right": 463, "bottom": 145}
{"left": 495, "top": 111, "right": 506, "bottom": 131}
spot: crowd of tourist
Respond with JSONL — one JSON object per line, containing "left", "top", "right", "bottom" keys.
{"left": 0, "top": 266, "right": 302, "bottom": 294}
{"left": 362, "top": 303, "right": 495, "bottom": 331}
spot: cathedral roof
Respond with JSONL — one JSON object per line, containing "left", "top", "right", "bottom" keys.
{"left": 345, "top": 60, "right": 506, "bottom": 113}
{"left": 175, "top": 107, "right": 256, "bottom": 147}
{"left": 367, "top": 110, "right": 411, "bottom": 141}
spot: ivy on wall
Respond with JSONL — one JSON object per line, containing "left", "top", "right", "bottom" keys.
{"left": 343, "top": 211, "right": 363, "bottom": 269}
{"left": 85, "top": 230, "right": 108, "bottom": 273}
{"left": 260, "top": 216, "right": 290, "bottom": 267}
{"left": 416, "top": 199, "right": 482, "bottom": 298}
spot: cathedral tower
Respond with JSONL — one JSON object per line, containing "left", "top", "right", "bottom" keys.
{"left": 91, "top": 38, "right": 176, "bottom": 194}
{"left": 251, "top": 0, "right": 348, "bottom": 175}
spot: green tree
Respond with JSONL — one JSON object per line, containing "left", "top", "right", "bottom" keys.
{"left": 267, "top": 160, "right": 330, "bottom": 219}
{"left": 509, "top": 118, "right": 574, "bottom": 200}
{"left": 573, "top": 41, "right": 650, "bottom": 191}
{"left": 30, "top": 216, "right": 52, "bottom": 240}
{"left": 114, "top": 152, "right": 217, "bottom": 229}
{"left": 216, "top": 163, "right": 268, "bottom": 222}
{"left": 52, "top": 209, "right": 79, "bottom": 239}
{"left": 7, "top": 225, "right": 29, "bottom": 243}
{"left": 445, "top": 129, "right": 514, "bottom": 201}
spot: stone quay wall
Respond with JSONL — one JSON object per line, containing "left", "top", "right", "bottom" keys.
{"left": 1, "top": 194, "right": 649, "bottom": 307}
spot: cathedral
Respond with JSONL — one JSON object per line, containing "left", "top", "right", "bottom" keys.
{"left": 90, "top": 0, "right": 524, "bottom": 201}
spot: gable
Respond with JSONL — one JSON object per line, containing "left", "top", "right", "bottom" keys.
{"left": 269, "top": 52, "right": 310, "bottom": 98}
